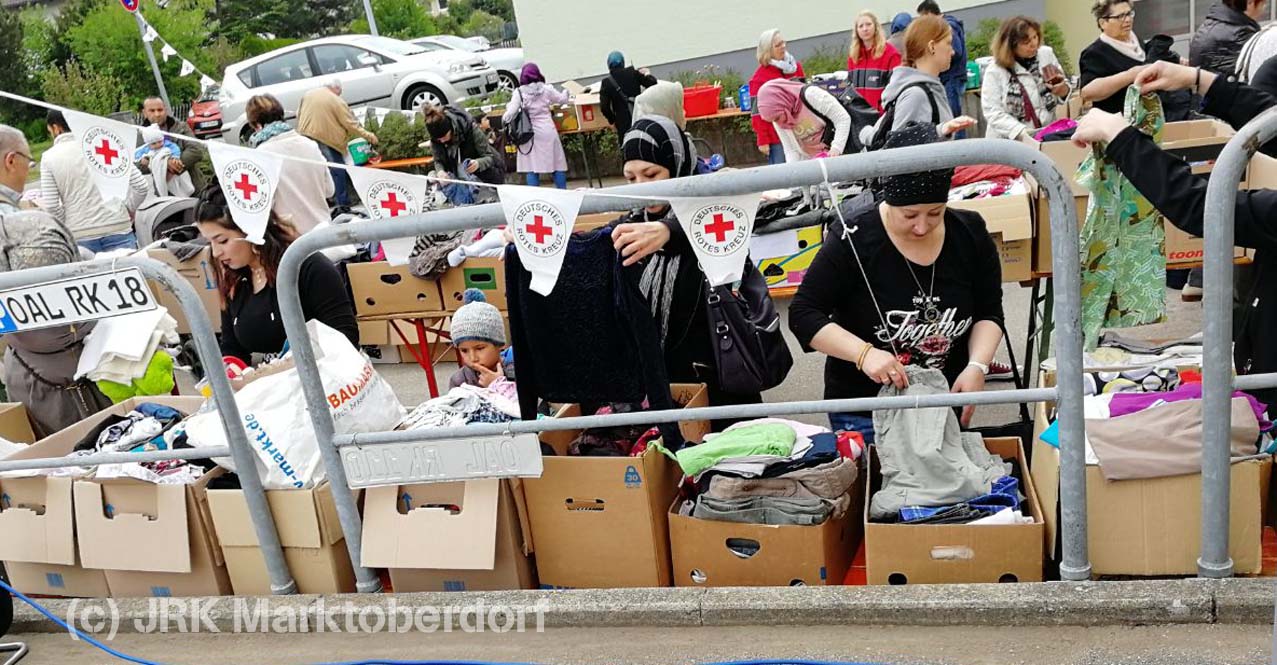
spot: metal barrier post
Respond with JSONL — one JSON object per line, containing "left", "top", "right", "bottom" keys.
{"left": 1199, "top": 108, "right": 1277, "bottom": 578}
{"left": 276, "top": 139, "right": 1091, "bottom": 589}
{"left": 0, "top": 257, "right": 298, "bottom": 595}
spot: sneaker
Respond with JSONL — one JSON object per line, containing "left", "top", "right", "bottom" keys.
{"left": 1182, "top": 284, "right": 1203, "bottom": 302}
{"left": 987, "top": 360, "right": 1018, "bottom": 381}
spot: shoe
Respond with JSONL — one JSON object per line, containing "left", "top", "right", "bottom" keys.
{"left": 1182, "top": 285, "right": 1203, "bottom": 302}
{"left": 987, "top": 360, "right": 1018, "bottom": 381}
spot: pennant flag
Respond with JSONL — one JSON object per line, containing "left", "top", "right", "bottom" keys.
{"left": 348, "top": 167, "right": 428, "bottom": 266}
{"left": 667, "top": 193, "right": 763, "bottom": 286}
{"left": 200, "top": 74, "right": 216, "bottom": 90}
{"left": 142, "top": 24, "right": 159, "bottom": 43}
{"left": 206, "top": 142, "right": 283, "bottom": 244}
{"left": 179, "top": 59, "right": 196, "bottom": 77}
{"left": 498, "top": 185, "right": 584, "bottom": 296}
{"left": 160, "top": 43, "right": 178, "bottom": 62}
{"left": 61, "top": 109, "right": 138, "bottom": 204}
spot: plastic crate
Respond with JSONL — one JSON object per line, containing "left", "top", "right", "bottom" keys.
{"left": 683, "top": 85, "right": 722, "bottom": 118}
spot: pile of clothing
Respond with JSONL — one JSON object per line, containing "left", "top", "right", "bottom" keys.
{"left": 949, "top": 165, "right": 1027, "bottom": 203}
{"left": 1041, "top": 331, "right": 1203, "bottom": 396}
{"left": 561, "top": 402, "right": 662, "bottom": 457}
{"left": 398, "top": 380, "right": 520, "bottom": 430}
{"left": 75, "top": 307, "right": 180, "bottom": 403}
{"left": 670, "top": 419, "right": 864, "bottom": 527}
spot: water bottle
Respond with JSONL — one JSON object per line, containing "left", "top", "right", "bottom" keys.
{"left": 738, "top": 84, "right": 752, "bottom": 112}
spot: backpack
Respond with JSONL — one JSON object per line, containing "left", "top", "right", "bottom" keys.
{"left": 867, "top": 80, "right": 942, "bottom": 152}
{"left": 504, "top": 89, "right": 536, "bottom": 153}
{"left": 800, "top": 83, "right": 881, "bottom": 154}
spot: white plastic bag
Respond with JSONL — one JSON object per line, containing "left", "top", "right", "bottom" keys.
{"left": 186, "top": 320, "right": 405, "bottom": 489}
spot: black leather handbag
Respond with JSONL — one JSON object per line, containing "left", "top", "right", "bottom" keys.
{"left": 705, "top": 260, "right": 794, "bottom": 395}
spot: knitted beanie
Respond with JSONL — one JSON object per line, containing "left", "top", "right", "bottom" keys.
{"left": 451, "top": 289, "right": 506, "bottom": 346}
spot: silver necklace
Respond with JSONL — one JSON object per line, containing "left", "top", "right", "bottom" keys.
{"left": 903, "top": 255, "right": 940, "bottom": 324}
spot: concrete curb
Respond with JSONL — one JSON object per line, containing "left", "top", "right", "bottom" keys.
{"left": 9, "top": 579, "right": 1275, "bottom": 634}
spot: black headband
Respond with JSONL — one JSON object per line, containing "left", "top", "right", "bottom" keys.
{"left": 879, "top": 123, "right": 954, "bottom": 206}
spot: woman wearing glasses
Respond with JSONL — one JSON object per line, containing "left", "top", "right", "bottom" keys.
{"left": 1079, "top": 0, "right": 1146, "bottom": 114}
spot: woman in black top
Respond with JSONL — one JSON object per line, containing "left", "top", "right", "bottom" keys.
{"left": 788, "top": 124, "right": 1004, "bottom": 443}
{"left": 194, "top": 185, "right": 358, "bottom": 367}
{"left": 1079, "top": 0, "right": 1146, "bottom": 115}
{"left": 1074, "top": 60, "right": 1277, "bottom": 407}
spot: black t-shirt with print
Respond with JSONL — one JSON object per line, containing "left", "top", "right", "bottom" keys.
{"left": 789, "top": 205, "right": 1004, "bottom": 401}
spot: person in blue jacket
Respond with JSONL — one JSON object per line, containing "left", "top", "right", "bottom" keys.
{"left": 917, "top": 0, "right": 969, "bottom": 138}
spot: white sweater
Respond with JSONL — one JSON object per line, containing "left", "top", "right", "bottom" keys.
{"left": 257, "top": 131, "right": 335, "bottom": 234}
{"left": 980, "top": 45, "right": 1070, "bottom": 141}
{"left": 773, "top": 85, "right": 852, "bottom": 163}
{"left": 39, "top": 133, "right": 148, "bottom": 241}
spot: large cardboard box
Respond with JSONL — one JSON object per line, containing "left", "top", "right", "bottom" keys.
{"left": 207, "top": 482, "right": 357, "bottom": 595}
{"left": 1162, "top": 118, "right": 1235, "bottom": 164}
{"left": 361, "top": 478, "right": 535, "bottom": 592}
{"left": 0, "top": 403, "right": 36, "bottom": 444}
{"left": 753, "top": 225, "right": 824, "bottom": 290}
{"left": 348, "top": 261, "right": 444, "bottom": 317}
{"left": 668, "top": 471, "right": 864, "bottom": 587}
{"left": 439, "top": 258, "right": 507, "bottom": 312}
{"left": 144, "top": 247, "right": 222, "bottom": 335}
{"left": 865, "top": 437, "right": 1045, "bottom": 585}
{"left": 573, "top": 94, "right": 609, "bottom": 132}
{"left": 1030, "top": 374, "right": 1272, "bottom": 576}
{"left": 526, "top": 384, "right": 709, "bottom": 588}
{"left": 949, "top": 189, "right": 1035, "bottom": 282}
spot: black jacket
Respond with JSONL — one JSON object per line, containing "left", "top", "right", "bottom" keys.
{"left": 1105, "top": 77, "right": 1277, "bottom": 405}
{"left": 1190, "top": 2, "right": 1261, "bottom": 75}
{"left": 1144, "top": 34, "right": 1196, "bottom": 122}
{"left": 599, "top": 66, "right": 657, "bottom": 136}
{"left": 429, "top": 105, "right": 504, "bottom": 185}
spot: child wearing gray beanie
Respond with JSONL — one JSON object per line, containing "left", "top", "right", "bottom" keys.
{"left": 449, "top": 289, "right": 516, "bottom": 389}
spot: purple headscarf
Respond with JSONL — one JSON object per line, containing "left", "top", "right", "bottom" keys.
{"left": 519, "top": 62, "right": 545, "bottom": 86}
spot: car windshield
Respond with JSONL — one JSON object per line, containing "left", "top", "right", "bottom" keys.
{"left": 351, "top": 35, "right": 425, "bottom": 58}
{"left": 434, "top": 35, "right": 482, "bottom": 52}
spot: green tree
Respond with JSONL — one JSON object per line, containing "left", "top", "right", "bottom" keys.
{"left": 471, "top": 0, "right": 513, "bottom": 22}
{"left": 967, "top": 17, "right": 1074, "bottom": 76}
{"left": 0, "top": 10, "right": 32, "bottom": 129}
{"left": 215, "top": 0, "right": 355, "bottom": 40}
{"left": 350, "top": 0, "right": 437, "bottom": 39}
{"left": 460, "top": 10, "right": 503, "bottom": 43}
{"left": 41, "top": 59, "right": 129, "bottom": 117}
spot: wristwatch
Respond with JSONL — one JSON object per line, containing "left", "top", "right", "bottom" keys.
{"left": 967, "top": 360, "right": 990, "bottom": 375}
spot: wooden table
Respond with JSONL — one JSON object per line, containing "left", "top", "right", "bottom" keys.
{"left": 368, "top": 156, "right": 433, "bottom": 171}
{"left": 358, "top": 311, "right": 452, "bottom": 398}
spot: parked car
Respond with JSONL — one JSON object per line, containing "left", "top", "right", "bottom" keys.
{"left": 411, "top": 34, "right": 525, "bottom": 93}
{"left": 219, "top": 35, "right": 500, "bottom": 145}
{"left": 186, "top": 87, "right": 223, "bottom": 139}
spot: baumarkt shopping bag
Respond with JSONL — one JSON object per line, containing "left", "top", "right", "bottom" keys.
{"left": 186, "top": 320, "right": 405, "bottom": 489}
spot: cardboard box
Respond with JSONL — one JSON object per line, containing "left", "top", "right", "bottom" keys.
{"left": 525, "top": 384, "right": 708, "bottom": 589}
{"left": 207, "top": 482, "right": 357, "bottom": 595}
{"left": 1162, "top": 118, "right": 1234, "bottom": 165}
{"left": 865, "top": 437, "right": 1045, "bottom": 585}
{"left": 668, "top": 472, "right": 864, "bottom": 587}
{"left": 949, "top": 187, "right": 1035, "bottom": 283}
{"left": 550, "top": 104, "right": 579, "bottom": 133}
{"left": 362, "top": 478, "right": 535, "bottom": 592}
{"left": 753, "top": 225, "right": 824, "bottom": 290}
{"left": 0, "top": 403, "right": 35, "bottom": 444}
{"left": 440, "top": 257, "right": 507, "bottom": 312}
{"left": 144, "top": 247, "right": 222, "bottom": 335}
{"left": 573, "top": 93, "right": 609, "bottom": 132}
{"left": 348, "top": 261, "right": 444, "bottom": 317}
{"left": 1030, "top": 374, "right": 1272, "bottom": 576}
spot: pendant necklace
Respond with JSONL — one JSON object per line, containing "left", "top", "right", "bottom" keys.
{"left": 903, "top": 256, "right": 940, "bottom": 324}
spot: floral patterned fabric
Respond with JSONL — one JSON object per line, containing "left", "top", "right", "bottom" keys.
{"left": 1076, "top": 86, "right": 1167, "bottom": 350}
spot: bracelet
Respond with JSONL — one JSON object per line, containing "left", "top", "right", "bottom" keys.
{"left": 855, "top": 343, "right": 873, "bottom": 370}
{"left": 967, "top": 361, "right": 990, "bottom": 375}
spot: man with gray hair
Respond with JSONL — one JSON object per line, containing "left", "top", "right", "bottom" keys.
{"left": 139, "top": 95, "right": 208, "bottom": 193}
{"left": 297, "top": 78, "right": 378, "bottom": 209}
{"left": 0, "top": 124, "right": 112, "bottom": 436}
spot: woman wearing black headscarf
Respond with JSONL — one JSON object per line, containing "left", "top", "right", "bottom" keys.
{"left": 789, "top": 123, "right": 1005, "bottom": 443}
{"left": 609, "top": 116, "right": 762, "bottom": 418}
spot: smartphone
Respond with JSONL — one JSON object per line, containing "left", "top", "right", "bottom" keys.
{"left": 1042, "top": 63, "right": 1064, "bottom": 86}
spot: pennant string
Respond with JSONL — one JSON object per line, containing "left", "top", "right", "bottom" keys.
{"left": 137, "top": 12, "right": 214, "bottom": 84}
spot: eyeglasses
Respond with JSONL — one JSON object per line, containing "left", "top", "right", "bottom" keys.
{"left": 1103, "top": 10, "right": 1136, "bottom": 21}
{"left": 5, "top": 151, "right": 35, "bottom": 169}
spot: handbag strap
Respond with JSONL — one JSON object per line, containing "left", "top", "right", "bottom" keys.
{"left": 1016, "top": 74, "right": 1043, "bottom": 129}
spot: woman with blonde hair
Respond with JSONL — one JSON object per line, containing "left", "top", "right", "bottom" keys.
{"left": 748, "top": 28, "right": 807, "bottom": 164}
{"left": 980, "top": 16, "right": 1071, "bottom": 141}
{"left": 848, "top": 11, "right": 902, "bottom": 112}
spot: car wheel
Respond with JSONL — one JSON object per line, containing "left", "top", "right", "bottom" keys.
{"left": 498, "top": 71, "right": 518, "bottom": 92}
{"left": 404, "top": 84, "right": 446, "bottom": 111}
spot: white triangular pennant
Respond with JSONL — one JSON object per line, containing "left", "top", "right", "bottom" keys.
{"left": 160, "top": 43, "right": 178, "bottom": 62}
{"left": 348, "top": 167, "right": 428, "bottom": 266}
{"left": 498, "top": 185, "right": 584, "bottom": 296}
{"left": 142, "top": 24, "right": 159, "bottom": 43}
{"left": 206, "top": 142, "right": 283, "bottom": 243}
{"left": 667, "top": 193, "right": 763, "bottom": 286}
{"left": 61, "top": 109, "right": 139, "bottom": 204}
{"left": 179, "top": 59, "right": 195, "bottom": 77}
{"left": 200, "top": 74, "right": 216, "bottom": 90}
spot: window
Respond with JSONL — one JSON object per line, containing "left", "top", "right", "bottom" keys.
{"left": 413, "top": 41, "right": 447, "bottom": 52}
{"left": 237, "top": 69, "right": 253, "bottom": 88}
{"left": 255, "top": 49, "right": 315, "bottom": 87}
{"left": 313, "top": 45, "right": 379, "bottom": 74}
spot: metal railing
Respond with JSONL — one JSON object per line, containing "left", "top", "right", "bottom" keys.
{"left": 0, "top": 257, "right": 298, "bottom": 595}
{"left": 275, "top": 139, "right": 1095, "bottom": 587}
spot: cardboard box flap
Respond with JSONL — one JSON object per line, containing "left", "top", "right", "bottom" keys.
{"left": 74, "top": 479, "right": 192, "bottom": 573}
{"left": 361, "top": 478, "right": 499, "bottom": 570}
{"left": 0, "top": 403, "right": 36, "bottom": 444}
{"left": 949, "top": 191, "right": 1034, "bottom": 242}
{"left": 0, "top": 476, "right": 76, "bottom": 565}
{"left": 208, "top": 482, "right": 346, "bottom": 550}
{"left": 508, "top": 478, "right": 534, "bottom": 556}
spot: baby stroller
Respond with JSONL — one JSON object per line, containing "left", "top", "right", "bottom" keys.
{"left": 134, "top": 196, "right": 199, "bottom": 246}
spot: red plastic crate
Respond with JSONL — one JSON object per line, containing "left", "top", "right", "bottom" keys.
{"left": 683, "top": 85, "right": 722, "bottom": 118}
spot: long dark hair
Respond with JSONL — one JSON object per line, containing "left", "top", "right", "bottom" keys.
{"left": 195, "top": 182, "right": 298, "bottom": 302}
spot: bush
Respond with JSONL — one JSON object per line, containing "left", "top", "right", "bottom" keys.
{"left": 799, "top": 43, "right": 849, "bottom": 78}
{"left": 670, "top": 65, "right": 745, "bottom": 106}
{"left": 349, "top": 0, "right": 437, "bottom": 39}
{"left": 461, "top": 10, "right": 504, "bottom": 43}
{"left": 41, "top": 59, "right": 128, "bottom": 117}
{"left": 368, "top": 110, "right": 429, "bottom": 162}
{"left": 967, "top": 17, "right": 1074, "bottom": 76}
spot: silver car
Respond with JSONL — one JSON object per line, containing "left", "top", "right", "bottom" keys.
{"left": 219, "top": 34, "right": 500, "bottom": 145}
{"left": 411, "top": 35, "right": 525, "bottom": 93}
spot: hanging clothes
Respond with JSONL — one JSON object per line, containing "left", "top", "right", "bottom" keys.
{"left": 1077, "top": 86, "right": 1168, "bottom": 351}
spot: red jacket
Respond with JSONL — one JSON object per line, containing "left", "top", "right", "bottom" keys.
{"left": 749, "top": 62, "right": 806, "bottom": 146}
{"left": 847, "top": 43, "right": 902, "bottom": 112}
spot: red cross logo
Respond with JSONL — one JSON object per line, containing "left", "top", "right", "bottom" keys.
{"left": 380, "top": 191, "right": 407, "bottom": 217}
{"left": 704, "top": 213, "right": 736, "bottom": 243}
{"left": 233, "top": 173, "right": 259, "bottom": 201}
{"left": 94, "top": 139, "right": 119, "bottom": 166}
{"left": 525, "top": 215, "right": 552, "bottom": 245}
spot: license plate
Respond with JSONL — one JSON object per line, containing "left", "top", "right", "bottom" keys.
{"left": 487, "top": 73, "right": 498, "bottom": 83}
{"left": 0, "top": 268, "right": 157, "bottom": 333}
{"left": 197, "top": 121, "right": 220, "bottom": 129}
{"left": 341, "top": 433, "right": 544, "bottom": 488}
